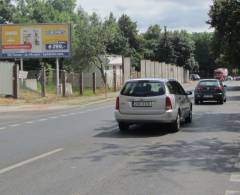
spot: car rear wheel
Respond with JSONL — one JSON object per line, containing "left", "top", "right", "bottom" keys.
{"left": 171, "top": 113, "right": 181, "bottom": 132}
{"left": 219, "top": 98, "right": 224, "bottom": 104}
{"left": 194, "top": 99, "right": 199, "bottom": 105}
{"left": 185, "top": 109, "right": 192, "bottom": 123}
{"left": 118, "top": 122, "right": 129, "bottom": 132}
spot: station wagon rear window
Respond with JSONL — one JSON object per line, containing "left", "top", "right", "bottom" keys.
{"left": 199, "top": 81, "right": 219, "bottom": 87}
{"left": 121, "top": 81, "right": 165, "bottom": 97}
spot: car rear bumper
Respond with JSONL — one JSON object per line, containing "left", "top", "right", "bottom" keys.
{"left": 114, "top": 110, "right": 178, "bottom": 124}
{"left": 195, "top": 93, "right": 224, "bottom": 101}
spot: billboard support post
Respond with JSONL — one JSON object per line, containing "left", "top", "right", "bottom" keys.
{"left": 20, "top": 58, "right": 24, "bottom": 85}
{"left": 56, "top": 58, "right": 60, "bottom": 95}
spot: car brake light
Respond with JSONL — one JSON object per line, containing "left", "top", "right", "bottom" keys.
{"left": 166, "top": 96, "right": 172, "bottom": 110}
{"left": 116, "top": 97, "right": 120, "bottom": 110}
{"left": 196, "top": 86, "right": 203, "bottom": 92}
{"left": 214, "top": 86, "right": 224, "bottom": 91}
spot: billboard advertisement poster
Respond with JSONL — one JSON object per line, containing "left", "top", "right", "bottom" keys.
{"left": 0, "top": 24, "right": 70, "bottom": 58}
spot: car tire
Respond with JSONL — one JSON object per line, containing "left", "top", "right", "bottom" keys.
{"left": 219, "top": 98, "right": 224, "bottom": 104}
{"left": 171, "top": 112, "right": 181, "bottom": 132}
{"left": 194, "top": 99, "right": 199, "bottom": 105}
{"left": 224, "top": 97, "right": 227, "bottom": 102}
{"left": 185, "top": 109, "right": 192, "bottom": 123}
{"left": 118, "top": 122, "right": 129, "bottom": 132}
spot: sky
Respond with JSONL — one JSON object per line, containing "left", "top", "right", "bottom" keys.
{"left": 77, "top": 0, "right": 214, "bottom": 33}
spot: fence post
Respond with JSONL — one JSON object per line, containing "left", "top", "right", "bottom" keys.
{"left": 13, "top": 64, "right": 19, "bottom": 99}
{"left": 113, "top": 66, "right": 117, "bottom": 92}
{"left": 92, "top": 72, "right": 96, "bottom": 94}
{"left": 79, "top": 71, "right": 83, "bottom": 95}
{"left": 41, "top": 66, "right": 46, "bottom": 97}
{"left": 105, "top": 72, "right": 108, "bottom": 98}
{"left": 62, "top": 70, "right": 66, "bottom": 97}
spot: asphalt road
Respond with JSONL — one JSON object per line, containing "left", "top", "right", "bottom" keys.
{"left": 0, "top": 81, "right": 240, "bottom": 195}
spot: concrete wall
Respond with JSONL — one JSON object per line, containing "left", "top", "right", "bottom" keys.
{"left": 123, "top": 57, "right": 131, "bottom": 82}
{"left": 140, "top": 60, "right": 189, "bottom": 83}
{"left": 0, "top": 62, "right": 14, "bottom": 96}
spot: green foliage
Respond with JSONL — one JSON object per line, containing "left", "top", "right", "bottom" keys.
{"left": 192, "top": 32, "right": 214, "bottom": 77}
{"left": 0, "top": 0, "right": 15, "bottom": 23}
{"left": 1, "top": 1, "right": 216, "bottom": 74}
{"left": 209, "top": 0, "right": 240, "bottom": 68}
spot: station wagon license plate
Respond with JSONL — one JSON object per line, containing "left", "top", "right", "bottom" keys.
{"left": 132, "top": 101, "right": 152, "bottom": 107}
{"left": 204, "top": 95, "right": 213, "bottom": 98}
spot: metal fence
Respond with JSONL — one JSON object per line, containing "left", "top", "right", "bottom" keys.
{"left": 19, "top": 68, "right": 123, "bottom": 98}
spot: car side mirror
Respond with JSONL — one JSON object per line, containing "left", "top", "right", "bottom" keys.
{"left": 185, "top": 91, "right": 192, "bottom": 95}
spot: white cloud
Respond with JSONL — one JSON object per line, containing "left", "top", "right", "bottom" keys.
{"left": 77, "top": 0, "right": 213, "bottom": 32}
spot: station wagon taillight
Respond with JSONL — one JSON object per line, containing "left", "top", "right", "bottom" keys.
{"left": 166, "top": 96, "right": 172, "bottom": 111}
{"left": 116, "top": 97, "right": 120, "bottom": 110}
{"left": 196, "top": 86, "right": 203, "bottom": 92}
{"left": 214, "top": 86, "right": 224, "bottom": 91}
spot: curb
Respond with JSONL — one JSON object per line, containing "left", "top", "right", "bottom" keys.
{"left": 0, "top": 94, "right": 117, "bottom": 113}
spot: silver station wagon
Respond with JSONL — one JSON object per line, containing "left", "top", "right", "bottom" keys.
{"left": 115, "top": 78, "right": 192, "bottom": 132}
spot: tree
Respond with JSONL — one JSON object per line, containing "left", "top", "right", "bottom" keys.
{"left": 208, "top": 0, "right": 240, "bottom": 68}
{"left": 118, "top": 14, "right": 143, "bottom": 68}
{"left": 0, "top": 0, "right": 15, "bottom": 23}
{"left": 118, "top": 14, "right": 139, "bottom": 50}
{"left": 192, "top": 32, "right": 214, "bottom": 77}
{"left": 72, "top": 11, "right": 109, "bottom": 84}
{"left": 155, "top": 27, "right": 176, "bottom": 64}
{"left": 103, "top": 13, "right": 129, "bottom": 55}
{"left": 143, "top": 25, "right": 161, "bottom": 60}
{"left": 169, "top": 30, "right": 196, "bottom": 71}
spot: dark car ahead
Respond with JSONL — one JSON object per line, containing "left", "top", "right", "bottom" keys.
{"left": 194, "top": 79, "right": 227, "bottom": 104}
{"left": 190, "top": 74, "right": 200, "bottom": 81}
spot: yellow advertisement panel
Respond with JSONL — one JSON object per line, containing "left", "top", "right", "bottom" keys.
{"left": 0, "top": 24, "right": 70, "bottom": 58}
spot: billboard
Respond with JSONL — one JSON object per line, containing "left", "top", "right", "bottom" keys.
{"left": 0, "top": 24, "right": 71, "bottom": 58}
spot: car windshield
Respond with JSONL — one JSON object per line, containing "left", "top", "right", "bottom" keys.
{"left": 199, "top": 81, "right": 219, "bottom": 87}
{"left": 121, "top": 81, "right": 165, "bottom": 97}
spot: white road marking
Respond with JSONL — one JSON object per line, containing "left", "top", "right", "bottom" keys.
{"left": 38, "top": 118, "right": 48, "bottom": 122}
{"left": 25, "top": 121, "right": 35, "bottom": 124}
{"left": 0, "top": 148, "right": 63, "bottom": 175}
{"left": 60, "top": 114, "right": 68, "bottom": 117}
{"left": 235, "top": 162, "right": 240, "bottom": 169}
{"left": 230, "top": 174, "right": 240, "bottom": 182}
{"left": 49, "top": 116, "right": 58, "bottom": 119}
{"left": 1, "top": 105, "right": 113, "bottom": 131}
{"left": 9, "top": 124, "right": 21, "bottom": 127}
{"left": 68, "top": 113, "right": 77, "bottom": 115}
{"left": 225, "top": 191, "right": 240, "bottom": 195}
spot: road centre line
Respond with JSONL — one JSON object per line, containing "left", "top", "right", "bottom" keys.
{"left": 0, "top": 148, "right": 63, "bottom": 175}
{"left": 60, "top": 114, "right": 69, "bottom": 117}
{"left": 9, "top": 124, "right": 21, "bottom": 127}
{"left": 38, "top": 118, "right": 48, "bottom": 122}
{"left": 25, "top": 121, "right": 35, "bottom": 124}
{"left": 49, "top": 116, "right": 58, "bottom": 119}
{"left": 235, "top": 162, "right": 240, "bottom": 169}
{"left": 225, "top": 191, "right": 240, "bottom": 195}
{"left": 230, "top": 174, "right": 240, "bottom": 182}
{"left": 1, "top": 105, "right": 113, "bottom": 130}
